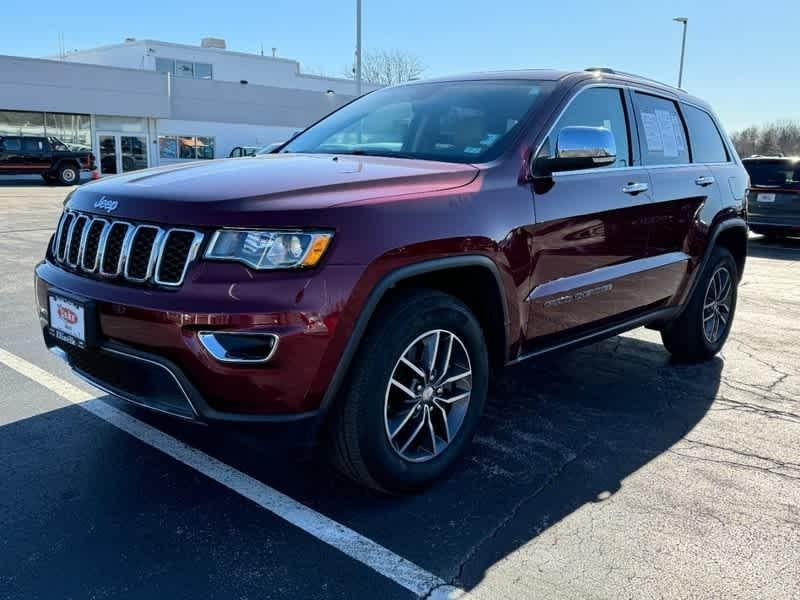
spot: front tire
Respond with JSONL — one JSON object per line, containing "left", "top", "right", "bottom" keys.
{"left": 661, "top": 246, "right": 738, "bottom": 362}
{"left": 328, "top": 289, "right": 489, "bottom": 493}
{"left": 57, "top": 164, "right": 79, "bottom": 185}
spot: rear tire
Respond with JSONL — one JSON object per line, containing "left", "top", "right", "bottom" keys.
{"left": 57, "top": 163, "right": 79, "bottom": 185}
{"left": 328, "top": 289, "right": 489, "bottom": 493}
{"left": 661, "top": 246, "right": 738, "bottom": 362}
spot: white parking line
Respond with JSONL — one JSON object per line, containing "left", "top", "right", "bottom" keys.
{"left": 0, "top": 348, "right": 464, "bottom": 600}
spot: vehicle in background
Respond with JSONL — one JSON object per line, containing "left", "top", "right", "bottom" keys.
{"left": 256, "top": 142, "right": 284, "bottom": 154}
{"left": 35, "top": 68, "right": 748, "bottom": 493}
{"left": 742, "top": 156, "right": 800, "bottom": 238}
{"left": 229, "top": 146, "right": 260, "bottom": 158}
{"left": 0, "top": 136, "right": 95, "bottom": 185}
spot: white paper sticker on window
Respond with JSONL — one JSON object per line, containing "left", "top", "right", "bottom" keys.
{"left": 671, "top": 114, "right": 686, "bottom": 153}
{"left": 641, "top": 112, "right": 663, "bottom": 152}
{"left": 655, "top": 109, "right": 678, "bottom": 157}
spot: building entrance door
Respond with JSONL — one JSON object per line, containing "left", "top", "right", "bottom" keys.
{"left": 97, "top": 133, "right": 149, "bottom": 175}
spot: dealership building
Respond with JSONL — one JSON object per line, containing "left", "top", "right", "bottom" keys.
{"left": 0, "top": 38, "right": 376, "bottom": 177}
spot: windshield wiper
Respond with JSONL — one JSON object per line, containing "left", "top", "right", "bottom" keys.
{"left": 336, "top": 149, "right": 419, "bottom": 160}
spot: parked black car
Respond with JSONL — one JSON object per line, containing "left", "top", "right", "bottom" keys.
{"left": 0, "top": 136, "right": 95, "bottom": 185}
{"left": 743, "top": 156, "right": 800, "bottom": 238}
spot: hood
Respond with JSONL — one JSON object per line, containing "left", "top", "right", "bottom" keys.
{"left": 66, "top": 154, "right": 479, "bottom": 226}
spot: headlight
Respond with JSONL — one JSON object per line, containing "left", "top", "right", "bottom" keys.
{"left": 204, "top": 230, "right": 333, "bottom": 270}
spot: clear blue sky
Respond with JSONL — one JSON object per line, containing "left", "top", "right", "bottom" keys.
{"left": 3, "top": 1, "right": 796, "bottom": 132}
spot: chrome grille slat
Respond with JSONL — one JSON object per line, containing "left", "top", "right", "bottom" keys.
{"left": 81, "top": 219, "right": 108, "bottom": 272}
{"left": 52, "top": 210, "right": 202, "bottom": 288}
{"left": 67, "top": 215, "right": 88, "bottom": 267}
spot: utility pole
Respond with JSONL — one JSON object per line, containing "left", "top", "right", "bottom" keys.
{"left": 356, "top": 0, "right": 362, "bottom": 96}
{"left": 673, "top": 17, "right": 688, "bottom": 88}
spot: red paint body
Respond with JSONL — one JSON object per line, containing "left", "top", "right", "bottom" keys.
{"left": 35, "top": 70, "right": 748, "bottom": 433}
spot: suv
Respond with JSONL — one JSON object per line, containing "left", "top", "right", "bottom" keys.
{"left": 742, "top": 156, "right": 800, "bottom": 238}
{"left": 34, "top": 69, "right": 748, "bottom": 492}
{"left": 0, "top": 136, "right": 95, "bottom": 185}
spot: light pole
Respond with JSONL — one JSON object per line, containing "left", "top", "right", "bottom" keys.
{"left": 673, "top": 17, "right": 688, "bottom": 88}
{"left": 356, "top": 0, "right": 362, "bottom": 96}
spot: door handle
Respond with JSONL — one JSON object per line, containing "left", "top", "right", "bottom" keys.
{"left": 622, "top": 182, "right": 649, "bottom": 195}
{"left": 695, "top": 175, "right": 716, "bottom": 187}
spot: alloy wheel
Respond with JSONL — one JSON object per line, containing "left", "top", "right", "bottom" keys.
{"left": 383, "top": 329, "right": 472, "bottom": 463}
{"left": 702, "top": 266, "right": 733, "bottom": 344}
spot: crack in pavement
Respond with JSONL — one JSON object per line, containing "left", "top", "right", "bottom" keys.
{"left": 452, "top": 436, "right": 596, "bottom": 587}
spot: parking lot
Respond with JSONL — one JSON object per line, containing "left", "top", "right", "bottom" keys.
{"left": 1, "top": 183, "right": 798, "bottom": 599}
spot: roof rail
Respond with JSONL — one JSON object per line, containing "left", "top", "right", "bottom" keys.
{"left": 584, "top": 67, "right": 682, "bottom": 91}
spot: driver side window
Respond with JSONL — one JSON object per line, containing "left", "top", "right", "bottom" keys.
{"left": 544, "top": 87, "right": 631, "bottom": 168}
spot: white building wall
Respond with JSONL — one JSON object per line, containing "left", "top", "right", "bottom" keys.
{"left": 0, "top": 54, "right": 170, "bottom": 117}
{"left": 60, "top": 40, "right": 373, "bottom": 96}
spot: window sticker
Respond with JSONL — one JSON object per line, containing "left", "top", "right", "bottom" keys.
{"left": 641, "top": 112, "right": 663, "bottom": 152}
{"left": 672, "top": 114, "right": 686, "bottom": 153}
{"left": 463, "top": 146, "right": 483, "bottom": 154}
{"left": 655, "top": 109, "right": 678, "bottom": 157}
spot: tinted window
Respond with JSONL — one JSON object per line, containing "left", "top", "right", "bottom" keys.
{"left": 155, "top": 58, "right": 174, "bottom": 75}
{"left": 682, "top": 104, "right": 728, "bottom": 163}
{"left": 634, "top": 93, "right": 689, "bottom": 166}
{"left": 1, "top": 137, "right": 21, "bottom": 151}
{"left": 175, "top": 61, "right": 194, "bottom": 78}
{"left": 544, "top": 87, "right": 630, "bottom": 168}
{"left": 282, "top": 80, "right": 556, "bottom": 164}
{"left": 194, "top": 63, "right": 213, "bottom": 80}
{"left": 743, "top": 160, "right": 800, "bottom": 189}
{"left": 21, "top": 138, "right": 45, "bottom": 153}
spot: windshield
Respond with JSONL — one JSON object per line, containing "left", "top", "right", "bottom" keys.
{"left": 281, "top": 80, "right": 555, "bottom": 164}
{"left": 744, "top": 159, "right": 800, "bottom": 188}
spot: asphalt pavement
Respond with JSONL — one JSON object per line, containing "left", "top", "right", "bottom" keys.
{"left": 0, "top": 182, "right": 798, "bottom": 599}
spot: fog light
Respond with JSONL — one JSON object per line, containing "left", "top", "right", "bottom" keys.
{"left": 198, "top": 332, "right": 279, "bottom": 364}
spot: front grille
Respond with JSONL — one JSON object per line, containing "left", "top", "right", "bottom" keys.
{"left": 81, "top": 219, "right": 106, "bottom": 271}
{"left": 52, "top": 210, "right": 203, "bottom": 287}
{"left": 125, "top": 226, "right": 161, "bottom": 281}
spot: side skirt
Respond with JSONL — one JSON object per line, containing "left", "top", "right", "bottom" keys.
{"left": 509, "top": 305, "right": 680, "bottom": 365}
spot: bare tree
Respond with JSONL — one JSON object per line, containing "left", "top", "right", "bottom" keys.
{"left": 730, "top": 120, "right": 800, "bottom": 157}
{"left": 345, "top": 49, "right": 425, "bottom": 86}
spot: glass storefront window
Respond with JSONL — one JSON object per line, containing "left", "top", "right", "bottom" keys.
{"left": 0, "top": 110, "right": 45, "bottom": 137}
{"left": 179, "top": 136, "right": 196, "bottom": 159}
{"left": 0, "top": 110, "right": 91, "bottom": 151}
{"left": 196, "top": 137, "right": 215, "bottom": 159}
{"left": 159, "top": 135, "right": 215, "bottom": 160}
{"left": 45, "top": 112, "right": 91, "bottom": 151}
{"left": 95, "top": 115, "right": 146, "bottom": 134}
{"left": 159, "top": 136, "right": 178, "bottom": 159}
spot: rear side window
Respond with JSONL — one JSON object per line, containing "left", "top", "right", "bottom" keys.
{"left": 1, "top": 137, "right": 22, "bottom": 151}
{"left": 633, "top": 93, "right": 689, "bottom": 166}
{"left": 682, "top": 104, "right": 728, "bottom": 163}
{"left": 21, "top": 138, "right": 45, "bottom": 153}
{"left": 547, "top": 87, "right": 631, "bottom": 168}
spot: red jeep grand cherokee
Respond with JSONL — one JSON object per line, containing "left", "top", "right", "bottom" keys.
{"left": 35, "top": 69, "right": 748, "bottom": 492}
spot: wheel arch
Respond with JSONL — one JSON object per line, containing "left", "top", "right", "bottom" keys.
{"left": 671, "top": 217, "right": 747, "bottom": 320}
{"left": 713, "top": 220, "right": 748, "bottom": 278}
{"left": 315, "top": 255, "right": 510, "bottom": 426}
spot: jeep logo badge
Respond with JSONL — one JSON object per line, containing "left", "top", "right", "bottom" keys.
{"left": 93, "top": 197, "right": 118, "bottom": 213}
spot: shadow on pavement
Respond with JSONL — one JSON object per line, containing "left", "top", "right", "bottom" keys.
{"left": 748, "top": 234, "right": 800, "bottom": 260}
{"left": 0, "top": 334, "right": 721, "bottom": 596}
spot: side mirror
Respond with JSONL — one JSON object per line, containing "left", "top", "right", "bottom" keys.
{"left": 533, "top": 126, "right": 617, "bottom": 177}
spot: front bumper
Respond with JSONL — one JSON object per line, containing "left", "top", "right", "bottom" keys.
{"left": 35, "top": 259, "right": 365, "bottom": 433}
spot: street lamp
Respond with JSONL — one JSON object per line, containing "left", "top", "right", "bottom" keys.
{"left": 355, "top": 0, "right": 362, "bottom": 97}
{"left": 673, "top": 17, "right": 688, "bottom": 88}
